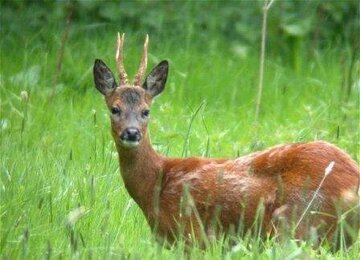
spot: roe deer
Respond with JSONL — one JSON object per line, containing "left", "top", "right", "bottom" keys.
{"left": 93, "top": 33, "right": 360, "bottom": 247}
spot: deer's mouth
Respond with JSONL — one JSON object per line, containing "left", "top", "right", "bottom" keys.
{"left": 120, "top": 127, "right": 141, "bottom": 148}
{"left": 121, "top": 140, "right": 140, "bottom": 148}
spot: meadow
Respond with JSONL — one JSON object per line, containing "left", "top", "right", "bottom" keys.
{"left": 1, "top": 2, "right": 359, "bottom": 259}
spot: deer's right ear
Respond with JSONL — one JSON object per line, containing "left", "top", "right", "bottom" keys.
{"left": 93, "top": 59, "right": 117, "bottom": 96}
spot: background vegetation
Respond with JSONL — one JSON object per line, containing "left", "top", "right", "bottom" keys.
{"left": 1, "top": 0, "right": 359, "bottom": 258}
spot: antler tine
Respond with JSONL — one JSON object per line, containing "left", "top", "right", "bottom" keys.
{"left": 133, "top": 34, "right": 149, "bottom": 86}
{"left": 116, "top": 32, "right": 129, "bottom": 85}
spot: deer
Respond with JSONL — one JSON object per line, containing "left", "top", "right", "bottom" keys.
{"left": 93, "top": 33, "right": 360, "bottom": 248}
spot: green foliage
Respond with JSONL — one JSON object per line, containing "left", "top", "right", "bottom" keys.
{"left": 0, "top": 0, "right": 359, "bottom": 258}
{"left": 1, "top": 0, "right": 359, "bottom": 51}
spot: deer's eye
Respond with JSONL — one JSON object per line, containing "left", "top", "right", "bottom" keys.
{"left": 111, "top": 107, "right": 121, "bottom": 115}
{"left": 142, "top": 109, "right": 150, "bottom": 118}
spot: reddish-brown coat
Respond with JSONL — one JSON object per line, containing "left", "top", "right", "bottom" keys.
{"left": 93, "top": 40, "right": 359, "bottom": 246}
{"left": 116, "top": 137, "right": 359, "bottom": 245}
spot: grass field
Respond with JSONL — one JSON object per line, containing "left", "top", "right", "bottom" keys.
{"left": 1, "top": 20, "right": 359, "bottom": 259}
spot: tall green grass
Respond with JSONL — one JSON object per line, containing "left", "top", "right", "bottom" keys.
{"left": 1, "top": 21, "right": 359, "bottom": 258}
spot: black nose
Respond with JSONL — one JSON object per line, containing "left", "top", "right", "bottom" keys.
{"left": 121, "top": 127, "right": 141, "bottom": 142}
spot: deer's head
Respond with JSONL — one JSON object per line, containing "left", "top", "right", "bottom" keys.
{"left": 94, "top": 33, "right": 168, "bottom": 149}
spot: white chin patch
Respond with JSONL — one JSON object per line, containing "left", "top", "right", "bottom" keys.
{"left": 121, "top": 140, "right": 140, "bottom": 148}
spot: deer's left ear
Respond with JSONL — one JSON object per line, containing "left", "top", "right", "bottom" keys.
{"left": 93, "top": 59, "right": 117, "bottom": 96}
{"left": 143, "top": 60, "right": 168, "bottom": 98}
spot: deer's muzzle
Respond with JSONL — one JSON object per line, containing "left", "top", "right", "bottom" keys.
{"left": 120, "top": 127, "right": 141, "bottom": 148}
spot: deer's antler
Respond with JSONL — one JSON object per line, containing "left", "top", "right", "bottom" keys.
{"left": 133, "top": 34, "right": 149, "bottom": 86}
{"left": 116, "top": 32, "right": 129, "bottom": 85}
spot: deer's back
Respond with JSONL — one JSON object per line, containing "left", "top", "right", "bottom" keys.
{"left": 149, "top": 141, "right": 359, "bottom": 243}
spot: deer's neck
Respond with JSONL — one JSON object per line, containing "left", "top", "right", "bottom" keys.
{"left": 116, "top": 134, "right": 163, "bottom": 211}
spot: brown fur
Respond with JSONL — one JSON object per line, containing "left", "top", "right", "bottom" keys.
{"left": 93, "top": 45, "right": 360, "bottom": 247}
{"left": 114, "top": 130, "right": 359, "bottom": 245}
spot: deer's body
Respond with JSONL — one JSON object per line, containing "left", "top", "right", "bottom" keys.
{"left": 118, "top": 134, "right": 359, "bottom": 244}
{"left": 94, "top": 34, "right": 360, "bottom": 246}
